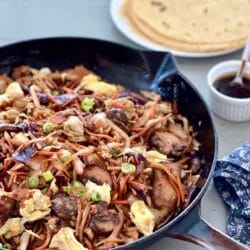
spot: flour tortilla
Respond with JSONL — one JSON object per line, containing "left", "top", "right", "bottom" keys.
{"left": 121, "top": 0, "right": 249, "bottom": 52}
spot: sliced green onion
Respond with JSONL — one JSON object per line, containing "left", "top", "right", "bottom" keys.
{"left": 3, "top": 244, "right": 11, "bottom": 250}
{"left": 42, "top": 122, "right": 54, "bottom": 134}
{"left": 91, "top": 191, "right": 101, "bottom": 202}
{"left": 41, "top": 187, "right": 48, "bottom": 194}
{"left": 73, "top": 181, "right": 85, "bottom": 196}
{"left": 109, "top": 148, "right": 118, "bottom": 157}
{"left": 52, "top": 89, "right": 60, "bottom": 96}
{"left": 42, "top": 170, "right": 54, "bottom": 182}
{"left": 28, "top": 176, "right": 39, "bottom": 189}
{"left": 49, "top": 224, "right": 57, "bottom": 231}
{"left": 59, "top": 149, "right": 72, "bottom": 163}
{"left": 81, "top": 97, "right": 95, "bottom": 112}
{"left": 77, "top": 188, "right": 86, "bottom": 197}
{"left": 63, "top": 185, "right": 72, "bottom": 195}
{"left": 73, "top": 180, "right": 84, "bottom": 188}
{"left": 121, "top": 163, "right": 136, "bottom": 174}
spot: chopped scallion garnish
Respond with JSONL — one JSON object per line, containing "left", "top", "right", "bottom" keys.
{"left": 28, "top": 175, "right": 39, "bottom": 189}
{"left": 73, "top": 180, "right": 84, "bottom": 188}
{"left": 81, "top": 97, "right": 95, "bottom": 112}
{"left": 63, "top": 185, "right": 72, "bottom": 195}
{"left": 121, "top": 163, "right": 136, "bottom": 174}
{"left": 42, "top": 122, "right": 54, "bottom": 134}
{"left": 52, "top": 89, "right": 60, "bottom": 96}
{"left": 42, "top": 170, "right": 54, "bottom": 182}
{"left": 91, "top": 191, "right": 101, "bottom": 202}
{"left": 59, "top": 149, "right": 71, "bottom": 163}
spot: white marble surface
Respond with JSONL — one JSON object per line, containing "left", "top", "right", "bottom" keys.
{"left": 0, "top": 1, "right": 249, "bottom": 249}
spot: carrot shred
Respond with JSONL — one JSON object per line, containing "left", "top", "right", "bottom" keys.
{"left": 177, "top": 156, "right": 190, "bottom": 164}
{"left": 111, "top": 200, "right": 129, "bottom": 205}
{"left": 63, "top": 147, "right": 94, "bottom": 167}
{"left": 110, "top": 100, "right": 125, "bottom": 109}
{"left": 86, "top": 130, "right": 115, "bottom": 141}
{"left": 111, "top": 90, "right": 120, "bottom": 99}
{"left": 149, "top": 102, "right": 157, "bottom": 119}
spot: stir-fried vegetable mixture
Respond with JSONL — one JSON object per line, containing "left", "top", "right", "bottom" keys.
{"left": 0, "top": 65, "right": 204, "bottom": 250}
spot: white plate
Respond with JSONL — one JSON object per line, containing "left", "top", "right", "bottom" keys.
{"left": 110, "top": 0, "right": 242, "bottom": 58}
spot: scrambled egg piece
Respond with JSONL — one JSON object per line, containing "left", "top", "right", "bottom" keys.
{"left": 20, "top": 189, "right": 51, "bottom": 222}
{"left": 83, "top": 74, "right": 100, "bottom": 83}
{"left": 5, "top": 108, "right": 20, "bottom": 122}
{"left": 129, "top": 200, "right": 155, "bottom": 236}
{"left": 12, "top": 132, "right": 29, "bottom": 147}
{"left": 83, "top": 74, "right": 116, "bottom": 97}
{"left": 0, "top": 82, "right": 24, "bottom": 108}
{"left": 0, "top": 218, "right": 25, "bottom": 239}
{"left": 50, "top": 227, "right": 89, "bottom": 250}
{"left": 123, "top": 147, "right": 144, "bottom": 155}
{"left": 99, "top": 142, "right": 123, "bottom": 158}
{"left": 144, "top": 150, "right": 168, "bottom": 164}
{"left": 63, "top": 116, "right": 86, "bottom": 142}
{"left": 5, "top": 82, "right": 24, "bottom": 99}
{"left": 85, "top": 180, "right": 111, "bottom": 204}
{"left": 0, "top": 94, "right": 9, "bottom": 107}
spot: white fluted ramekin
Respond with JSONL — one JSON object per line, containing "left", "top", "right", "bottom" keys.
{"left": 207, "top": 60, "right": 250, "bottom": 122}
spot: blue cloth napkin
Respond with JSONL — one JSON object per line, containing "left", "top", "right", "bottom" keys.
{"left": 214, "top": 142, "right": 250, "bottom": 246}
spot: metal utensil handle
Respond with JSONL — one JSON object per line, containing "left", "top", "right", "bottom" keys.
{"left": 237, "top": 33, "right": 250, "bottom": 78}
{"left": 166, "top": 205, "right": 248, "bottom": 250}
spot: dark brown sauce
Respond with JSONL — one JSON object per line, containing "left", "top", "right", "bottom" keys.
{"left": 214, "top": 72, "right": 250, "bottom": 98}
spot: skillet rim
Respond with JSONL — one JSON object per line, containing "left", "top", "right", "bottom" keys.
{"left": 0, "top": 36, "right": 218, "bottom": 249}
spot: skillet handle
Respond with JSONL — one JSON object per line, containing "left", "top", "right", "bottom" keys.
{"left": 166, "top": 204, "right": 248, "bottom": 250}
{"left": 141, "top": 51, "right": 177, "bottom": 80}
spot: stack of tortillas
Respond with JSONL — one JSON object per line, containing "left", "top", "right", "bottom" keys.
{"left": 121, "top": 0, "right": 250, "bottom": 52}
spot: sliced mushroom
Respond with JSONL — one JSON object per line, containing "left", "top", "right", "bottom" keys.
{"left": 0, "top": 196, "right": 16, "bottom": 216}
{"left": 0, "top": 122, "right": 24, "bottom": 133}
{"left": 51, "top": 193, "right": 78, "bottom": 220}
{"left": 152, "top": 169, "right": 177, "bottom": 214}
{"left": 168, "top": 123, "right": 188, "bottom": 141}
{"left": 151, "top": 131, "right": 187, "bottom": 156}
{"left": 105, "top": 108, "right": 128, "bottom": 129}
{"left": 83, "top": 166, "right": 112, "bottom": 186}
{"left": 90, "top": 202, "right": 120, "bottom": 235}
{"left": 83, "top": 153, "right": 105, "bottom": 167}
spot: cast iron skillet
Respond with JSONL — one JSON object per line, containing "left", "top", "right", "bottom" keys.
{"left": 0, "top": 38, "right": 247, "bottom": 250}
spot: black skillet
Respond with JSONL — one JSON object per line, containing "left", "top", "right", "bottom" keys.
{"left": 0, "top": 38, "right": 247, "bottom": 250}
